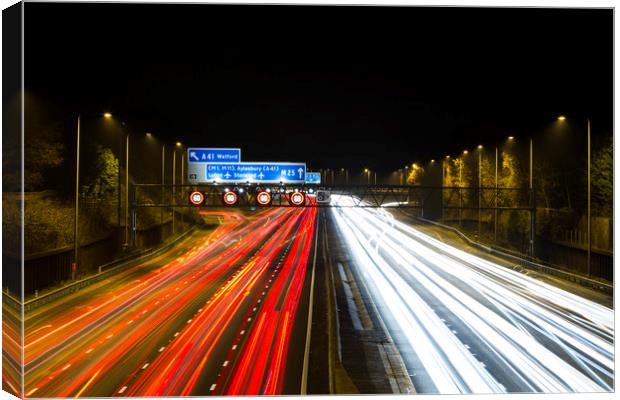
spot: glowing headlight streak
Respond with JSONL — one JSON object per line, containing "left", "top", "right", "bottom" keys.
{"left": 23, "top": 209, "right": 295, "bottom": 397}
{"left": 330, "top": 195, "right": 613, "bottom": 394}
{"left": 354, "top": 204, "right": 612, "bottom": 390}
{"left": 332, "top": 205, "right": 499, "bottom": 394}
{"left": 122, "top": 209, "right": 307, "bottom": 397}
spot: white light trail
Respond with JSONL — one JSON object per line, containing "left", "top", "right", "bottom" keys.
{"left": 331, "top": 195, "right": 613, "bottom": 394}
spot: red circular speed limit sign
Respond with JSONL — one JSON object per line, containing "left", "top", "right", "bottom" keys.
{"left": 256, "top": 191, "right": 272, "bottom": 206}
{"left": 289, "top": 191, "right": 305, "bottom": 206}
{"left": 222, "top": 191, "right": 238, "bottom": 206}
{"left": 188, "top": 191, "right": 205, "bottom": 206}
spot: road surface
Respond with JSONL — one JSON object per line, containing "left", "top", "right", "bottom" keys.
{"left": 330, "top": 195, "right": 614, "bottom": 394}
{"left": 23, "top": 207, "right": 317, "bottom": 397}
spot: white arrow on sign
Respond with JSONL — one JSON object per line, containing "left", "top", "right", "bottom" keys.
{"left": 190, "top": 152, "right": 199, "bottom": 161}
{"left": 298, "top": 168, "right": 303, "bottom": 178}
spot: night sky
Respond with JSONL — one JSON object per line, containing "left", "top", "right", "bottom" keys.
{"left": 25, "top": 3, "right": 613, "bottom": 173}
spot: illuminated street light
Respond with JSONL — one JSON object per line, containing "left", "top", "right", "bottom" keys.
{"left": 478, "top": 145, "right": 483, "bottom": 150}
{"left": 554, "top": 114, "right": 592, "bottom": 274}
{"left": 146, "top": 132, "right": 153, "bottom": 138}
{"left": 73, "top": 112, "right": 121, "bottom": 279}
{"left": 176, "top": 141, "right": 182, "bottom": 147}
{"left": 508, "top": 136, "right": 514, "bottom": 140}
{"left": 463, "top": 150, "right": 469, "bottom": 155}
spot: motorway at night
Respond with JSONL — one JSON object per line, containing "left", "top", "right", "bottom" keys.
{"left": 331, "top": 196, "right": 613, "bottom": 393}
{"left": 23, "top": 208, "right": 316, "bottom": 397}
{"left": 2, "top": 3, "right": 614, "bottom": 398}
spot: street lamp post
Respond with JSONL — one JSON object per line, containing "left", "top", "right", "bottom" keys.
{"left": 442, "top": 156, "right": 450, "bottom": 221}
{"left": 557, "top": 116, "right": 591, "bottom": 275}
{"left": 529, "top": 137, "right": 535, "bottom": 259}
{"left": 73, "top": 112, "right": 113, "bottom": 280}
{"left": 161, "top": 144, "right": 165, "bottom": 230}
{"left": 172, "top": 148, "right": 176, "bottom": 235}
{"left": 181, "top": 151, "right": 185, "bottom": 231}
{"left": 587, "top": 118, "right": 591, "bottom": 276}
{"left": 172, "top": 142, "right": 182, "bottom": 235}
{"left": 477, "top": 145, "right": 483, "bottom": 239}
{"left": 73, "top": 115, "right": 82, "bottom": 280}
{"left": 459, "top": 152, "right": 467, "bottom": 227}
{"left": 494, "top": 146, "right": 498, "bottom": 243}
{"left": 459, "top": 158, "right": 462, "bottom": 227}
{"left": 124, "top": 132, "right": 129, "bottom": 249}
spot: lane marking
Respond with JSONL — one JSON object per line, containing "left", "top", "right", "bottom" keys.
{"left": 142, "top": 363, "right": 149, "bottom": 369}
{"left": 74, "top": 368, "right": 101, "bottom": 398}
{"left": 118, "top": 386, "right": 128, "bottom": 394}
{"left": 301, "top": 208, "right": 320, "bottom": 395}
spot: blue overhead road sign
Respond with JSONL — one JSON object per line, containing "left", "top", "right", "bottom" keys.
{"left": 187, "top": 148, "right": 242, "bottom": 183}
{"left": 188, "top": 148, "right": 241, "bottom": 163}
{"left": 206, "top": 162, "right": 306, "bottom": 183}
{"left": 305, "top": 172, "right": 321, "bottom": 184}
